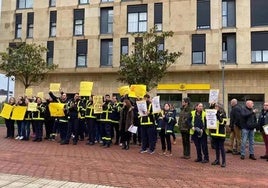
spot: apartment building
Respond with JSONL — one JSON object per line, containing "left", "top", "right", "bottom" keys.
{"left": 0, "top": 0, "right": 268, "bottom": 110}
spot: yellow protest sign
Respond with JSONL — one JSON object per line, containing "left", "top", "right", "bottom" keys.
{"left": 130, "top": 85, "right": 147, "bottom": 99}
{"left": 27, "top": 102, "right": 37, "bottom": 111}
{"left": 25, "top": 88, "right": 33, "bottom": 97}
{"left": 37, "top": 92, "right": 44, "bottom": 99}
{"left": 118, "top": 86, "right": 130, "bottom": 96}
{"left": 128, "top": 91, "right": 137, "bottom": 98}
{"left": 0, "top": 103, "right": 14, "bottom": 119}
{"left": 50, "top": 83, "right": 61, "bottom": 92}
{"left": 49, "top": 103, "right": 65, "bottom": 117}
{"left": 79, "top": 81, "right": 93, "bottom": 96}
{"left": 93, "top": 95, "right": 103, "bottom": 114}
{"left": 11, "top": 106, "right": 27, "bottom": 120}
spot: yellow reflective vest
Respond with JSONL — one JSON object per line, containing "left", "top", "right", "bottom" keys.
{"left": 189, "top": 110, "right": 208, "bottom": 135}
{"left": 210, "top": 118, "right": 227, "bottom": 138}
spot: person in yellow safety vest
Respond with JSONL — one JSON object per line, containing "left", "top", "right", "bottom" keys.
{"left": 99, "top": 94, "right": 113, "bottom": 148}
{"left": 210, "top": 103, "right": 227, "bottom": 167}
{"left": 139, "top": 94, "right": 156, "bottom": 154}
{"left": 157, "top": 103, "right": 176, "bottom": 157}
{"left": 49, "top": 91, "right": 69, "bottom": 144}
{"left": 32, "top": 97, "right": 46, "bottom": 142}
{"left": 77, "top": 97, "right": 87, "bottom": 141}
{"left": 85, "top": 96, "right": 97, "bottom": 145}
{"left": 110, "top": 95, "right": 123, "bottom": 145}
{"left": 20, "top": 97, "right": 32, "bottom": 141}
{"left": 188, "top": 103, "right": 209, "bottom": 163}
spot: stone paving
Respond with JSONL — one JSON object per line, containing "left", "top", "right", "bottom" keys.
{"left": 0, "top": 126, "right": 267, "bottom": 188}
{"left": 0, "top": 173, "right": 115, "bottom": 188}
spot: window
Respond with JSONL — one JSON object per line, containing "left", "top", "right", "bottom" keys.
{"left": 100, "top": 39, "right": 113, "bottom": 66}
{"left": 251, "top": 32, "right": 268, "bottom": 63}
{"left": 197, "top": 0, "right": 210, "bottom": 29}
{"left": 79, "top": 0, "right": 89, "bottom": 4}
{"left": 222, "top": 0, "right": 236, "bottom": 27}
{"left": 228, "top": 94, "right": 264, "bottom": 115}
{"left": 154, "top": 3, "right": 162, "bottom": 31}
{"left": 192, "top": 34, "right": 206, "bottom": 64}
{"left": 121, "top": 38, "right": 128, "bottom": 56}
{"left": 49, "top": 0, "right": 56, "bottom": 7}
{"left": 76, "top": 40, "right": 88, "bottom": 67}
{"left": 49, "top": 11, "right": 57, "bottom": 37}
{"left": 251, "top": 0, "right": 268, "bottom": 27}
{"left": 101, "top": 0, "right": 113, "bottom": 2}
{"left": 15, "top": 13, "right": 22, "bottom": 39}
{"left": 158, "top": 38, "right": 164, "bottom": 51}
{"left": 17, "top": 0, "right": 33, "bottom": 9}
{"left": 74, "top": 9, "right": 85, "bottom": 36}
{"left": 127, "top": 5, "right": 147, "bottom": 33}
{"left": 157, "top": 94, "right": 182, "bottom": 111}
{"left": 100, "top": 8, "right": 113, "bottom": 34}
{"left": 120, "top": 38, "right": 128, "bottom": 65}
{"left": 47, "top": 41, "right": 54, "bottom": 65}
{"left": 27, "top": 12, "right": 34, "bottom": 38}
{"left": 222, "top": 33, "right": 236, "bottom": 63}
{"left": 187, "top": 93, "right": 209, "bottom": 109}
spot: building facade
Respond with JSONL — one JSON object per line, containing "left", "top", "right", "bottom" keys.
{"left": 0, "top": 0, "right": 268, "bottom": 111}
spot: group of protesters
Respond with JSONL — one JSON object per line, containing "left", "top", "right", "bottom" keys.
{"left": 2, "top": 91, "right": 268, "bottom": 167}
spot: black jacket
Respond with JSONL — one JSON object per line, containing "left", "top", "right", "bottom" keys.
{"left": 230, "top": 104, "right": 242, "bottom": 129}
{"left": 240, "top": 106, "right": 257, "bottom": 130}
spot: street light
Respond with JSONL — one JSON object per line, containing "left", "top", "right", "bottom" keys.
{"left": 220, "top": 59, "right": 226, "bottom": 108}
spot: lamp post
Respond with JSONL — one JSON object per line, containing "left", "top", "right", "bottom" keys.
{"left": 220, "top": 60, "right": 226, "bottom": 108}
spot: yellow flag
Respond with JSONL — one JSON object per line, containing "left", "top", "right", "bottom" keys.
{"left": 50, "top": 83, "right": 61, "bottom": 92}
{"left": 27, "top": 102, "right": 37, "bottom": 112}
{"left": 130, "top": 85, "right": 147, "bottom": 99}
{"left": 79, "top": 81, "right": 93, "bottom": 96}
{"left": 11, "top": 106, "right": 27, "bottom": 120}
{"left": 118, "top": 86, "right": 130, "bottom": 96}
{"left": 25, "top": 88, "right": 33, "bottom": 97}
{"left": 0, "top": 103, "right": 14, "bottom": 119}
{"left": 49, "top": 103, "right": 65, "bottom": 117}
{"left": 93, "top": 95, "right": 103, "bottom": 114}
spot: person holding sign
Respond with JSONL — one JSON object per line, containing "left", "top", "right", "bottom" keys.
{"left": 210, "top": 103, "right": 227, "bottom": 167}
{"left": 49, "top": 91, "right": 69, "bottom": 144}
{"left": 15, "top": 96, "right": 27, "bottom": 140}
{"left": 66, "top": 93, "right": 80, "bottom": 145}
{"left": 139, "top": 94, "right": 156, "bottom": 154}
{"left": 188, "top": 103, "right": 209, "bottom": 163}
{"left": 85, "top": 96, "right": 97, "bottom": 145}
{"left": 257, "top": 102, "right": 268, "bottom": 161}
{"left": 32, "top": 97, "right": 46, "bottom": 142}
{"left": 119, "top": 96, "right": 134, "bottom": 150}
{"left": 3, "top": 97, "right": 16, "bottom": 138}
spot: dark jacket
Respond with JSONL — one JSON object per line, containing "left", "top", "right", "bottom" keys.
{"left": 240, "top": 106, "right": 257, "bottom": 130}
{"left": 178, "top": 105, "right": 191, "bottom": 132}
{"left": 230, "top": 104, "right": 242, "bottom": 129}
{"left": 119, "top": 106, "right": 134, "bottom": 132}
{"left": 257, "top": 109, "right": 268, "bottom": 133}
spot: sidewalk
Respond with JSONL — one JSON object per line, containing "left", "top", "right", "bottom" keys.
{"left": 0, "top": 126, "right": 267, "bottom": 187}
{"left": 0, "top": 173, "right": 116, "bottom": 188}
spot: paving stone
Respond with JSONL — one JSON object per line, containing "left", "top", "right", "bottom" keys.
{"left": 0, "top": 126, "right": 267, "bottom": 187}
